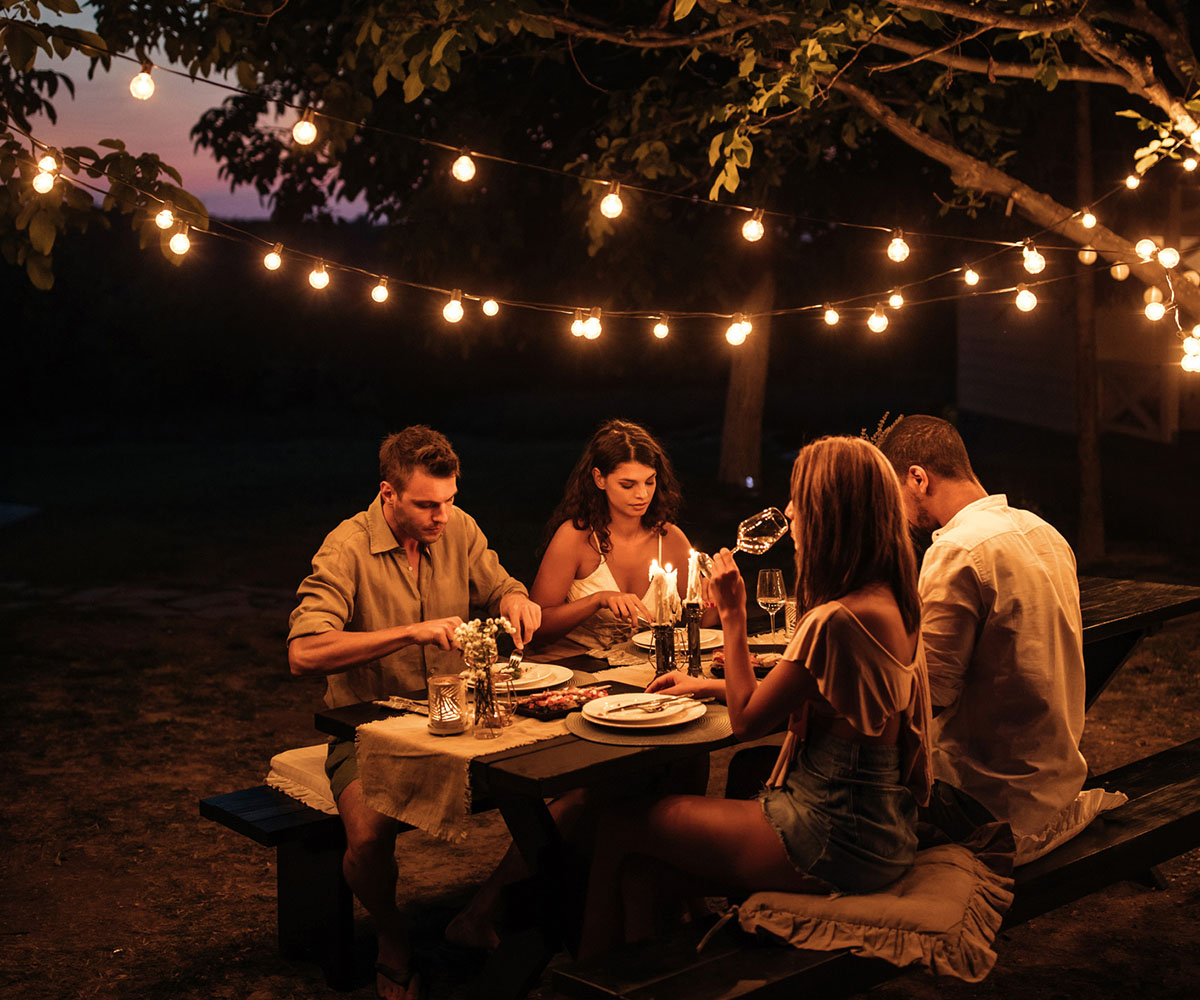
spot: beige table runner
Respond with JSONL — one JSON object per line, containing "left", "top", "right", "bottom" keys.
{"left": 357, "top": 713, "right": 568, "bottom": 842}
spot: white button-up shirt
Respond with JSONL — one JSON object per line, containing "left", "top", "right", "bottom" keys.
{"left": 920, "top": 494, "right": 1087, "bottom": 840}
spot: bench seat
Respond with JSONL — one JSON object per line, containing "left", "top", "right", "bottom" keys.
{"left": 553, "top": 735, "right": 1200, "bottom": 1000}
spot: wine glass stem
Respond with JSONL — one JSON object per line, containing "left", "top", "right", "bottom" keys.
{"left": 769, "top": 611, "right": 777, "bottom": 643}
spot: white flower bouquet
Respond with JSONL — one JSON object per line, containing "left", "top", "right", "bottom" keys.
{"left": 455, "top": 616, "right": 517, "bottom": 678}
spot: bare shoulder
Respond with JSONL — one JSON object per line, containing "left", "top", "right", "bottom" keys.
{"left": 660, "top": 522, "right": 693, "bottom": 558}
{"left": 548, "top": 519, "right": 594, "bottom": 553}
{"left": 836, "top": 585, "right": 916, "bottom": 661}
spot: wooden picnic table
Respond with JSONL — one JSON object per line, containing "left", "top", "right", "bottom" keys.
{"left": 314, "top": 573, "right": 1200, "bottom": 999}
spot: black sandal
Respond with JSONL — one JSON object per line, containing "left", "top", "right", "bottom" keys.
{"left": 375, "top": 960, "right": 427, "bottom": 1000}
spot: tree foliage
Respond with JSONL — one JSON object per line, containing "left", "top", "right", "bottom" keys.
{"left": 3, "top": 1, "right": 1200, "bottom": 314}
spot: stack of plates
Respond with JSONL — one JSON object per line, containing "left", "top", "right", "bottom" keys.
{"left": 580, "top": 693, "right": 707, "bottom": 729}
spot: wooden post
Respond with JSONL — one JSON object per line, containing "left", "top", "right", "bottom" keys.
{"left": 718, "top": 270, "right": 774, "bottom": 488}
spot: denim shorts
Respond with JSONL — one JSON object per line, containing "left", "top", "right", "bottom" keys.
{"left": 760, "top": 730, "right": 918, "bottom": 894}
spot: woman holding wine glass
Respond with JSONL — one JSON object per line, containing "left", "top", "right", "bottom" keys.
{"left": 578, "top": 436, "right": 933, "bottom": 957}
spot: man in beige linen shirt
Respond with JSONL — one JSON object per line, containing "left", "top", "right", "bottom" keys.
{"left": 288, "top": 425, "right": 540, "bottom": 1000}
{"left": 879, "top": 416, "right": 1095, "bottom": 862}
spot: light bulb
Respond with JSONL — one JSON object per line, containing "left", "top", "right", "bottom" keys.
{"left": 168, "top": 227, "right": 190, "bottom": 256}
{"left": 1078, "top": 245, "right": 1098, "bottom": 265}
{"left": 600, "top": 184, "right": 623, "bottom": 219}
{"left": 741, "top": 209, "right": 765, "bottom": 243}
{"left": 37, "top": 154, "right": 57, "bottom": 173}
{"left": 292, "top": 112, "right": 317, "bottom": 146}
{"left": 964, "top": 267, "right": 980, "bottom": 286}
{"left": 32, "top": 171, "right": 54, "bottom": 194}
{"left": 129, "top": 69, "right": 155, "bottom": 101}
{"left": 1183, "top": 336, "right": 1200, "bottom": 356}
{"left": 867, "top": 305, "right": 889, "bottom": 333}
{"left": 263, "top": 243, "right": 283, "bottom": 270}
{"left": 1144, "top": 301, "right": 1166, "bottom": 321}
{"left": 1015, "top": 285, "right": 1037, "bottom": 312}
{"left": 154, "top": 205, "right": 175, "bottom": 230}
{"left": 823, "top": 306, "right": 840, "bottom": 326}
{"left": 1185, "top": 157, "right": 1198, "bottom": 172}
{"left": 1158, "top": 246, "right": 1180, "bottom": 269}
{"left": 443, "top": 290, "right": 464, "bottom": 323}
{"left": 583, "top": 308, "right": 602, "bottom": 339}
{"left": 653, "top": 316, "right": 669, "bottom": 339}
{"left": 482, "top": 298, "right": 499, "bottom": 317}
{"left": 1080, "top": 209, "right": 1097, "bottom": 229}
{"left": 726, "top": 314, "right": 749, "bottom": 345}
{"left": 451, "top": 152, "right": 476, "bottom": 182}
{"left": 1111, "top": 262, "right": 1130, "bottom": 280}
{"left": 570, "top": 309, "right": 584, "bottom": 337}
{"left": 308, "top": 261, "right": 329, "bottom": 289}
{"left": 886, "top": 231, "right": 909, "bottom": 262}
{"left": 1022, "top": 243, "right": 1046, "bottom": 274}
{"left": 1144, "top": 286, "right": 1164, "bottom": 304}
{"left": 1125, "top": 173, "right": 1141, "bottom": 189}
{"left": 888, "top": 289, "right": 904, "bottom": 309}
{"left": 1183, "top": 354, "right": 1200, "bottom": 372}
{"left": 1135, "top": 238, "right": 1158, "bottom": 260}
{"left": 1185, "top": 270, "right": 1200, "bottom": 286}
{"left": 371, "top": 278, "right": 389, "bottom": 303}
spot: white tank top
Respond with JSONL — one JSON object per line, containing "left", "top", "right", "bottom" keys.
{"left": 564, "top": 531, "right": 663, "bottom": 648}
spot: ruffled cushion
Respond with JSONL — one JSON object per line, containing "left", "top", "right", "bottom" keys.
{"left": 737, "top": 843, "right": 1014, "bottom": 983}
{"left": 1014, "top": 787, "right": 1127, "bottom": 866}
{"left": 265, "top": 744, "right": 338, "bottom": 815}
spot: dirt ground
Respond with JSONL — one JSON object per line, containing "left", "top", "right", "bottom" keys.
{"left": 2, "top": 426, "right": 1200, "bottom": 999}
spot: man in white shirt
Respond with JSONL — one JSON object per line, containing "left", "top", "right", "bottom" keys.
{"left": 878, "top": 416, "right": 1114, "bottom": 862}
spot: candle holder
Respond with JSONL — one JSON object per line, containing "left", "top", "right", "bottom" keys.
{"left": 651, "top": 623, "right": 676, "bottom": 677}
{"left": 427, "top": 674, "right": 467, "bottom": 736}
{"left": 683, "top": 602, "right": 703, "bottom": 677}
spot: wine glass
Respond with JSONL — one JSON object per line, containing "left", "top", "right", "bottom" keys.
{"left": 757, "top": 568, "right": 786, "bottom": 642}
{"left": 695, "top": 507, "right": 791, "bottom": 577}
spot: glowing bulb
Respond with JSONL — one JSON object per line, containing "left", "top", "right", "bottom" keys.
{"left": 1185, "top": 270, "right": 1200, "bottom": 286}
{"left": 1078, "top": 245, "right": 1098, "bottom": 265}
{"left": 263, "top": 243, "right": 283, "bottom": 270}
{"left": 1135, "top": 238, "right": 1158, "bottom": 260}
{"left": 1080, "top": 209, "right": 1097, "bottom": 229}
{"left": 726, "top": 314, "right": 749, "bottom": 345}
{"left": 1144, "top": 286, "right": 1164, "bottom": 304}
{"left": 371, "top": 278, "right": 389, "bottom": 304}
{"left": 600, "top": 184, "right": 623, "bottom": 219}
{"left": 1183, "top": 335, "right": 1200, "bottom": 356}
{"left": 129, "top": 69, "right": 155, "bottom": 101}
{"left": 1125, "top": 173, "right": 1141, "bottom": 189}
{"left": 741, "top": 209, "right": 765, "bottom": 243}
{"left": 583, "top": 308, "right": 602, "bottom": 339}
{"left": 168, "top": 227, "right": 190, "bottom": 256}
{"left": 1022, "top": 243, "right": 1046, "bottom": 274}
{"left": 308, "top": 261, "right": 329, "bottom": 289}
{"left": 886, "top": 231, "right": 909, "bottom": 262}
{"left": 482, "top": 298, "right": 499, "bottom": 317}
{"left": 823, "top": 305, "right": 840, "bottom": 326}
{"left": 154, "top": 205, "right": 175, "bottom": 230}
{"left": 292, "top": 112, "right": 317, "bottom": 146}
{"left": 867, "top": 305, "right": 889, "bottom": 333}
{"left": 37, "top": 154, "right": 57, "bottom": 173}
{"left": 1185, "top": 157, "right": 1198, "bottom": 172}
{"left": 888, "top": 289, "right": 904, "bottom": 309}
{"left": 1183, "top": 354, "right": 1200, "bottom": 373}
{"left": 570, "top": 309, "right": 584, "bottom": 337}
{"left": 1015, "top": 285, "right": 1037, "bottom": 312}
{"left": 963, "top": 267, "right": 980, "bottom": 286}
{"left": 1158, "top": 247, "right": 1180, "bottom": 269}
{"left": 1111, "top": 262, "right": 1130, "bottom": 280}
{"left": 443, "top": 290, "right": 464, "bottom": 323}
{"left": 653, "top": 315, "right": 670, "bottom": 339}
{"left": 451, "top": 152, "right": 476, "bottom": 182}
{"left": 1144, "top": 301, "right": 1166, "bottom": 321}
{"left": 32, "top": 171, "right": 54, "bottom": 194}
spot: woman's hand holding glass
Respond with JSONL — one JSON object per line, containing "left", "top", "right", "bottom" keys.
{"left": 702, "top": 548, "right": 746, "bottom": 621}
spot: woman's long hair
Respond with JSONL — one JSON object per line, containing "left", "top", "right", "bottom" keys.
{"left": 790, "top": 436, "right": 920, "bottom": 633}
{"left": 542, "top": 419, "right": 682, "bottom": 555}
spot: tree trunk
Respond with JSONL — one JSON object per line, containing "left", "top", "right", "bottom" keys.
{"left": 718, "top": 270, "right": 774, "bottom": 488}
{"left": 1075, "top": 85, "right": 1105, "bottom": 565}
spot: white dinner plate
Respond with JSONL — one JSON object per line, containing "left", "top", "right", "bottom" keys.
{"left": 466, "top": 663, "right": 573, "bottom": 692}
{"left": 582, "top": 693, "right": 706, "bottom": 728}
{"left": 631, "top": 627, "right": 723, "bottom": 651}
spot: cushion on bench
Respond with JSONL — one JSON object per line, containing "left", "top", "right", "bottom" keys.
{"left": 265, "top": 744, "right": 338, "bottom": 815}
{"left": 736, "top": 842, "right": 1014, "bottom": 983}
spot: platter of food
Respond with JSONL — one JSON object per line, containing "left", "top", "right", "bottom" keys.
{"left": 707, "top": 648, "right": 782, "bottom": 678}
{"left": 466, "top": 662, "right": 574, "bottom": 692}
{"left": 515, "top": 685, "right": 609, "bottom": 720}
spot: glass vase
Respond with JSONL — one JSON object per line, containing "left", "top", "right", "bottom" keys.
{"left": 473, "top": 660, "right": 504, "bottom": 739}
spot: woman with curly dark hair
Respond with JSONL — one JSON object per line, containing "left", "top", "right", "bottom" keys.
{"left": 530, "top": 419, "right": 703, "bottom": 647}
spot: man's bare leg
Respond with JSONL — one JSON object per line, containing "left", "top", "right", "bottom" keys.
{"left": 338, "top": 780, "right": 417, "bottom": 1000}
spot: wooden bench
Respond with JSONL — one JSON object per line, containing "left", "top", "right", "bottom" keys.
{"left": 552, "top": 735, "right": 1200, "bottom": 1000}
{"left": 199, "top": 785, "right": 361, "bottom": 990}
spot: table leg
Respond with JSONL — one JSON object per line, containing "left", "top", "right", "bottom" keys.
{"left": 1084, "top": 630, "right": 1149, "bottom": 709}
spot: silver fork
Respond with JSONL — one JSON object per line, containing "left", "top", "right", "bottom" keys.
{"left": 505, "top": 648, "right": 524, "bottom": 675}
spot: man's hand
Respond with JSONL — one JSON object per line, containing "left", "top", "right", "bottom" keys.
{"left": 500, "top": 592, "right": 542, "bottom": 647}
{"left": 407, "top": 616, "right": 464, "bottom": 650}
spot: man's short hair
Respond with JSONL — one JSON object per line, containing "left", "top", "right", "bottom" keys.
{"left": 876, "top": 415, "right": 976, "bottom": 482}
{"left": 379, "top": 426, "right": 460, "bottom": 491}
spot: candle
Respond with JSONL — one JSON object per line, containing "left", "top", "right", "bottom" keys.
{"left": 427, "top": 674, "right": 466, "bottom": 735}
{"left": 649, "top": 558, "right": 665, "bottom": 624}
{"left": 686, "top": 549, "right": 701, "bottom": 604}
{"left": 663, "top": 562, "right": 678, "bottom": 623}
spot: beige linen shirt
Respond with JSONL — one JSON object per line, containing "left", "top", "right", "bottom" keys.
{"left": 920, "top": 494, "right": 1087, "bottom": 840}
{"left": 288, "top": 496, "right": 527, "bottom": 709}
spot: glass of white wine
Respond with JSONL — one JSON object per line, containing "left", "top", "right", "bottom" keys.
{"left": 757, "top": 568, "right": 786, "bottom": 643}
{"left": 695, "top": 508, "right": 791, "bottom": 577}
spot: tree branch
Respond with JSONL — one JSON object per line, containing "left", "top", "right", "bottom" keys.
{"left": 524, "top": 11, "right": 789, "bottom": 50}
{"left": 885, "top": 0, "right": 1077, "bottom": 33}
